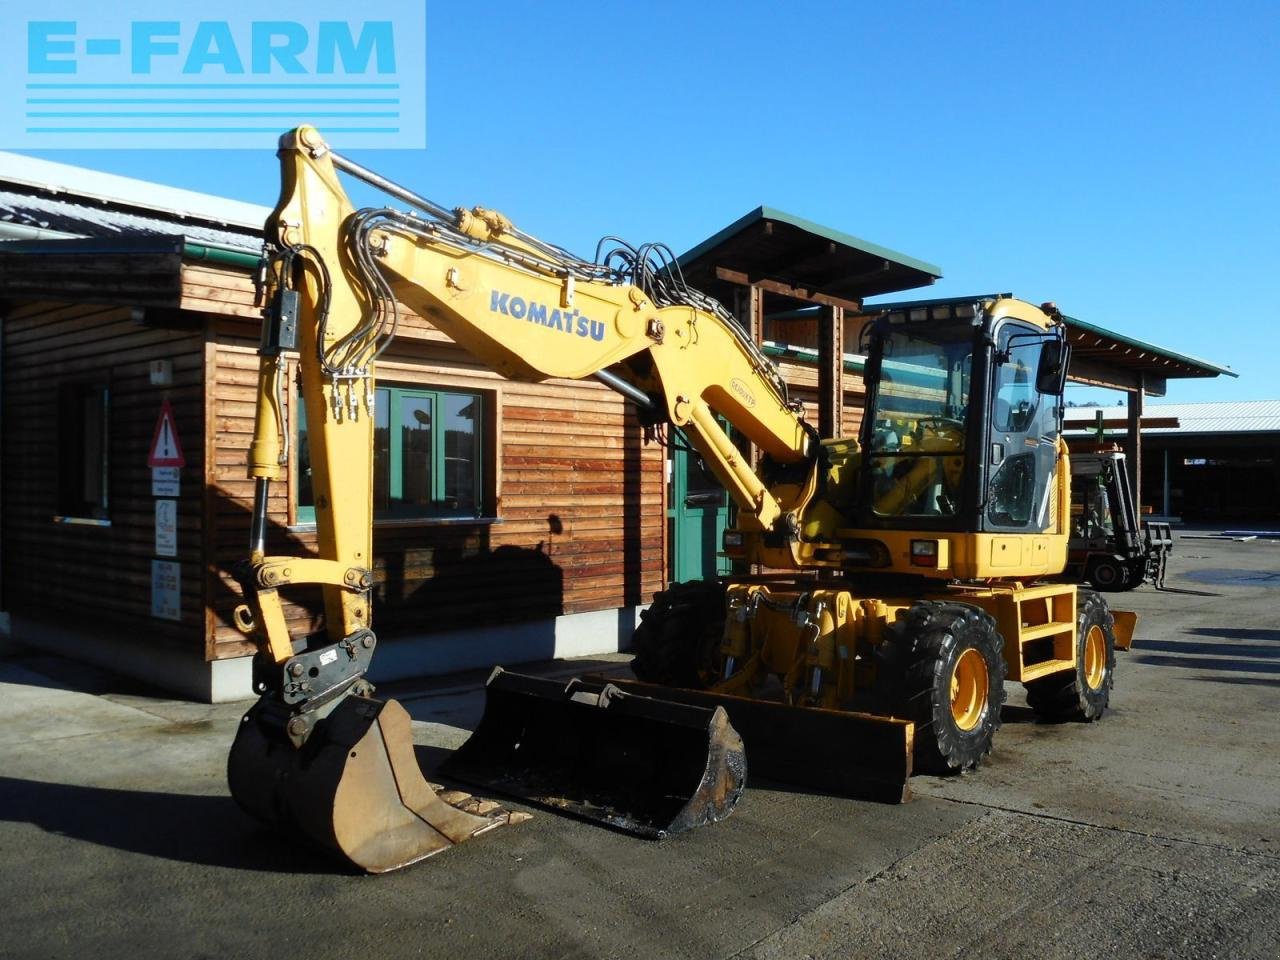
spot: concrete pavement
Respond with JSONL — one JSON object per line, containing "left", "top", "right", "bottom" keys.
{"left": 2, "top": 531, "right": 1277, "bottom": 959}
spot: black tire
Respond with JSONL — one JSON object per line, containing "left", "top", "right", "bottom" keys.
{"left": 1087, "top": 555, "right": 1127, "bottom": 592}
{"left": 895, "top": 602, "right": 1007, "bottom": 774}
{"left": 630, "top": 581, "right": 726, "bottom": 689}
{"left": 1123, "top": 559, "right": 1148, "bottom": 590}
{"left": 1024, "top": 590, "right": 1116, "bottom": 721}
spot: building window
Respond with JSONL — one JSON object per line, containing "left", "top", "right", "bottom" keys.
{"left": 57, "top": 383, "right": 110, "bottom": 520}
{"left": 297, "top": 384, "right": 485, "bottom": 523}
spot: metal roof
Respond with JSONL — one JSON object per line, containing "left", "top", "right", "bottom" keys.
{"left": 0, "top": 151, "right": 267, "bottom": 254}
{"left": 678, "top": 206, "right": 942, "bottom": 305}
{"left": 1134, "top": 400, "right": 1280, "bottom": 435}
{"left": 1064, "top": 313, "right": 1235, "bottom": 381}
{"left": 0, "top": 189, "right": 263, "bottom": 253}
{"left": 0, "top": 151, "right": 269, "bottom": 229}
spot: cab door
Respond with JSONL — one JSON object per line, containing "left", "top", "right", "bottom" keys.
{"left": 985, "top": 324, "right": 1059, "bottom": 533}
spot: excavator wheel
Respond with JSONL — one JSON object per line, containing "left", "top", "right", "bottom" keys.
{"left": 631, "top": 581, "right": 727, "bottom": 689}
{"left": 1025, "top": 590, "right": 1116, "bottom": 721}
{"left": 897, "top": 602, "right": 1006, "bottom": 774}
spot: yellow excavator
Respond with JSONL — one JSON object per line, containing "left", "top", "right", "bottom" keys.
{"left": 228, "top": 126, "right": 1135, "bottom": 873}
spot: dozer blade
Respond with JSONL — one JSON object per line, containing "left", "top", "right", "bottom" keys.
{"left": 1111, "top": 609, "right": 1138, "bottom": 650}
{"left": 228, "top": 693, "right": 523, "bottom": 873}
{"left": 600, "top": 679, "right": 914, "bottom": 804}
{"left": 439, "top": 668, "right": 746, "bottom": 838}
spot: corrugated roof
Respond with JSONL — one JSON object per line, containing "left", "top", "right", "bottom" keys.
{"left": 0, "top": 189, "right": 262, "bottom": 253}
{"left": 0, "top": 151, "right": 267, "bottom": 254}
{"left": 1138, "top": 400, "right": 1280, "bottom": 435}
{"left": 0, "top": 151, "right": 269, "bottom": 229}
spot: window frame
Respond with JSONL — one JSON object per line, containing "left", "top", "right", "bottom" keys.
{"left": 294, "top": 379, "right": 492, "bottom": 527}
{"left": 54, "top": 381, "right": 111, "bottom": 525}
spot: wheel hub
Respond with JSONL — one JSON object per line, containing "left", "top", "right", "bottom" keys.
{"left": 1083, "top": 624, "right": 1107, "bottom": 690}
{"left": 950, "top": 648, "right": 989, "bottom": 731}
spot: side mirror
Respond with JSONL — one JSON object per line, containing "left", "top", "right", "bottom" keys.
{"left": 1036, "top": 339, "right": 1069, "bottom": 395}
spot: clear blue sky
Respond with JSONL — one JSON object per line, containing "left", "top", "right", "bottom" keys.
{"left": 26, "top": 1, "right": 1278, "bottom": 403}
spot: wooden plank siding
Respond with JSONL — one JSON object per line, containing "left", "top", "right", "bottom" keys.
{"left": 196, "top": 265, "right": 664, "bottom": 662}
{"left": 1, "top": 299, "right": 206, "bottom": 647}
{"left": 1, "top": 261, "right": 870, "bottom": 673}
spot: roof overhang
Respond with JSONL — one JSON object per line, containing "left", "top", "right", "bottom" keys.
{"left": 678, "top": 206, "right": 941, "bottom": 308}
{"left": 858, "top": 294, "right": 1234, "bottom": 396}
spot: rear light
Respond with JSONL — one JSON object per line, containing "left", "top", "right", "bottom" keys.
{"left": 910, "top": 539, "right": 939, "bottom": 567}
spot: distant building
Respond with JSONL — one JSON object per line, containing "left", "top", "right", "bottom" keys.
{"left": 1139, "top": 401, "right": 1280, "bottom": 522}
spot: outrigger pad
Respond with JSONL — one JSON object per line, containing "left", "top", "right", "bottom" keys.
{"left": 599, "top": 679, "right": 914, "bottom": 804}
{"left": 228, "top": 694, "right": 523, "bottom": 874}
{"left": 440, "top": 669, "right": 746, "bottom": 838}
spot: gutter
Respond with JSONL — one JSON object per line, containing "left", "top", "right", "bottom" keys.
{"left": 0, "top": 223, "right": 261, "bottom": 272}
{"left": 182, "top": 241, "right": 261, "bottom": 271}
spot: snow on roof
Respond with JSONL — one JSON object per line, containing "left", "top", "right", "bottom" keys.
{"left": 0, "top": 151, "right": 269, "bottom": 229}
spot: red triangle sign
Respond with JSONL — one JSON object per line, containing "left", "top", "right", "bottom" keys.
{"left": 148, "top": 399, "right": 186, "bottom": 468}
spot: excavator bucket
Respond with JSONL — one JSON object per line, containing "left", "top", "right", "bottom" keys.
{"left": 600, "top": 679, "right": 914, "bottom": 803}
{"left": 228, "top": 693, "right": 523, "bottom": 873}
{"left": 1111, "top": 609, "right": 1138, "bottom": 650}
{"left": 440, "top": 669, "right": 746, "bottom": 838}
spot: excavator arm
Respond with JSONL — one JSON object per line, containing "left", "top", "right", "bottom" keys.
{"left": 228, "top": 126, "right": 816, "bottom": 870}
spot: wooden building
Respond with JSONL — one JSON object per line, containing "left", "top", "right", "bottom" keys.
{"left": 0, "top": 159, "right": 939, "bottom": 700}
{"left": 4, "top": 158, "right": 1225, "bottom": 701}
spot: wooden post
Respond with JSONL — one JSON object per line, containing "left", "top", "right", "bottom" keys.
{"left": 1126, "top": 375, "right": 1144, "bottom": 517}
{"left": 818, "top": 303, "right": 843, "bottom": 439}
{"left": 733, "top": 284, "right": 765, "bottom": 467}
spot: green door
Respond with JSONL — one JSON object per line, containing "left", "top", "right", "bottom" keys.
{"left": 668, "top": 443, "right": 731, "bottom": 582}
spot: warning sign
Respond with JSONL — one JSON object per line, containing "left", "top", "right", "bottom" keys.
{"left": 151, "top": 560, "right": 181, "bottom": 621}
{"left": 148, "top": 399, "right": 186, "bottom": 468}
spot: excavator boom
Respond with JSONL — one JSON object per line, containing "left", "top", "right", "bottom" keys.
{"left": 227, "top": 127, "right": 792, "bottom": 869}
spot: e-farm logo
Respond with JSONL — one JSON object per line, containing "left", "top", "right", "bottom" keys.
{"left": 0, "top": 1, "right": 425, "bottom": 149}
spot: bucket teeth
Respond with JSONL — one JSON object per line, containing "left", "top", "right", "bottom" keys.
{"left": 228, "top": 693, "right": 526, "bottom": 874}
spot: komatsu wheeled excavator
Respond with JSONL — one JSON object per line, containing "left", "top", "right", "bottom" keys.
{"left": 229, "top": 126, "right": 1136, "bottom": 873}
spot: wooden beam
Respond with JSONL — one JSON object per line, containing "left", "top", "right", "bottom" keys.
{"left": 1126, "top": 375, "right": 1145, "bottom": 516}
{"left": 714, "top": 266, "right": 862, "bottom": 312}
{"left": 817, "top": 304, "right": 843, "bottom": 439}
{"left": 1067, "top": 355, "right": 1166, "bottom": 396}
{"left": 732, "top": 283, "right": 766, "bottom": 471}
{"left": 1062, "top": 416, "right": 1180, "bottom": 430}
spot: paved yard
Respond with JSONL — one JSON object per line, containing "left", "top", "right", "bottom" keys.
{"left": 2, "top": 531, "right": 1277, "bottom": 959}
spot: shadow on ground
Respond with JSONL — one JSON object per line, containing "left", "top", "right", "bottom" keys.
{"left": 0, "top": 776, "right": 340, "bottom": 874}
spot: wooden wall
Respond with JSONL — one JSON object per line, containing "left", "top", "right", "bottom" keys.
{"left": 1, "top": 300, "right": 206, "bottom": 646}
{"left": 775, "top": 357, "right": 868, "bottom": 440}
{"left": 194, "top": 265, "right": 664, "bottom": 662}
{"left": 1, "top": 266, "right": 865, "bottom": 668}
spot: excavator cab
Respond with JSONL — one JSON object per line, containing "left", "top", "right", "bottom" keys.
{"left": 855, "top": 301, "right": 1068, "bottom": 544}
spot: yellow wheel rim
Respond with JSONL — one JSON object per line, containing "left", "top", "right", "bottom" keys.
{"left": 950, "top": 648, "right": 989, "bottom": 731}
{"left": 1083, "top": 624, "right": 1107, "bottom": 690}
